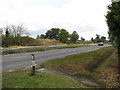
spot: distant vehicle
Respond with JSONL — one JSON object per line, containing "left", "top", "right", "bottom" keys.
{"left": 98, "top": 42, "right": 104, "bottom": 46}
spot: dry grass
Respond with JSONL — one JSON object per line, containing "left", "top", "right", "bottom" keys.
{"left": 38, "top": 39, "right": 67, "bottom": 46}
{"left": 93, "top": 51, "right": 118, "bottom": 87}
{"left": 8, "top": 46, "right": 31, "bottom": 48}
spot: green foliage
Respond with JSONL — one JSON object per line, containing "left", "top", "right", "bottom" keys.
{"left": 2, "top": 24, "right": 34, "bottom": 47}
{"left": 36, "top": 34, "right": 47, "bottom": 39}
{"left": 5, "top": 29, "right": 10, "bottom": 37}
{"left": 70, "top": 31, "right": 79, "bottom": 43}
{"left": 106, "top": 2, "right": 120, "bottom": 54}
{"left": 59, "top": 29, "right": 69, "bottom": 43}
{"left": 40, "top": 34, "right": 47, "bottom": 39}
{"left": 46, "top": 28, "right": 60, "bottom": 39}
{"left": 91, "top": 37, "right": 95, "bottom": 43}
{"left": 91, "top": 35, "right": 107, "bottom": 43}
{"left": 40, "top": 28, "right": 76, "bottom": 44}
{"left": 81, "top": 37, "right": 85, "bottom": 41}
{"left": 36, "top": 35, "right": 40, "bottom": 39}
{"left": 95, "top": 34, "right": 102, "bottom": 43}
{"left": 4, "top": 29, "right": 10, "bottom": 47}
{"left": 45, "top": 28, "right": 70, "bottom": 43}
{"left": 2, "top": 34, "right": 39, "bottom": 47}
{"left": 101, "top": 36, "right": 106, "bottom": 42}
{"left": 2, "top": 70, "right": 89, "bottom": 88}
{"left": 2, "top": 30, "right": 15, "bottom": 47}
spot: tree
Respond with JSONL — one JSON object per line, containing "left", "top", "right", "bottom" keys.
{"left": 3, "top": 23, "right": 27, "bottom": 46}
{"left": 46, "top": 30, "right": 52, "bottom": 39}
{"left": 70, "top": 31, "right": 79, "bottom": 43}
{"left": 5, "top": 28, "right": 10, "bottom": 38}
{"left": 36, "top": 35, "right": 40, "bottom": 39}
{"left": 91, "top": 37, "right": 93, "bottom": 41}
{"left": 5, "top": 23, "right": 27, "bottom": 37}
{"left": 3, "top": 28, "right": 14, "bottom": 47}
{"left": 106, "top": 1, "right": 120, "bottom": 85}
{"left": 95, "top": 34, "right": 102, "bottom": 43}
{"left": 81, "top": 37, "right": 85, "bottom": 41}
{"left": 46, "top": 28, "right": 60, "bottom": 39}
{"left": 4, "top": 29, "right": 10, "bottom": 47}
{"left": 59, "top": 29, "right": 69, "bottom": 43}
{"left": 101, "top": 36, "right": 106, "bottom": 42}
{"left": 0, "top": 28, "right": 3, "bottom": 47}
{"left": 40, "top": 34, "right": 47, "bottom": 39}
{"left": 91, "top": 37, "right": 95, "bottom": 43}
{"left": 108, "top": 31, "right": 115, "bottom": 44}
{"left": 96, "top": 34, "right": 100, "bottom": 39}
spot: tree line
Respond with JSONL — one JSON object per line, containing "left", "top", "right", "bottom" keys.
{"left": 37, "top": 28, "right": 107, "bottom": 43}
{"left": 91, "top": 34, "right": 107, "bottom": 43}
{"left": 36, "top": 28, "right": 79, "bottom": 44}
{"left": 2, "top": 25, "right": 80, "bottom": 47}
{"left": 2, "top": 24, "right": 108, "bottom": 47}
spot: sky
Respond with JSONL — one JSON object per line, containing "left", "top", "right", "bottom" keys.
{"left": 0, "top": 0, "right": 112, "bottom": 40}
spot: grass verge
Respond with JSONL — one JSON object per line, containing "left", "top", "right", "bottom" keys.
{"left": 42, "top": 47, "right": 118, "bottom": 87}
{"left": 2, "top": 48, "right": 45, "bottom": 55}
{"left": 2, "top": 70, "right": 89, "bottom": 88}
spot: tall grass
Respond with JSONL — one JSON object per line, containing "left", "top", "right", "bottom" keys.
{"left": 93, "top": 51, "right": 118, "bottom": 87}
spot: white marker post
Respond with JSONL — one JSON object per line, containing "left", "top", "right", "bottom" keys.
{"left": 31, "top": 54, "right": 35, "bottom": 76}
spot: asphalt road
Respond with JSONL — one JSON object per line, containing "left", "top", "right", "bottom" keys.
{"left": 2, "top": 45, "right": 109, "bottom": 72}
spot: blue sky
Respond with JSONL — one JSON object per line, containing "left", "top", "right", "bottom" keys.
{"left": 0, "top": 0, "right": 111, "bottom": 40}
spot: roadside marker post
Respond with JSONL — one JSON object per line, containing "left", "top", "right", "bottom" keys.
{"left": 31, "top": 54, "right": 35, "bottom": 76}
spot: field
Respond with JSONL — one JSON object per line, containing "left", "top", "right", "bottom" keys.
{"left": 2, "top": 70, "right": 89, "bottom": 88}
{"left": 42, "top": 47, "right": 118, "bottom": 87}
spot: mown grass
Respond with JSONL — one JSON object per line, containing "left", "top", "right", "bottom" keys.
{"left": 42, "top": 47, "right": 118, "bottom": 87}
{"left": 2, "top": 70, "right": 89, "bottom": 88}
{"left": 2, "top": 45, "right": 90, "bottom": 55}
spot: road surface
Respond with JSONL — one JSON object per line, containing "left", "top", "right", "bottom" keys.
{"left": 2, "top": 45, "right": 109, "bottom": 72}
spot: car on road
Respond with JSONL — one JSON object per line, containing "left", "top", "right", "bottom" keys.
{"left": 98, "top": 42, "right": 104, "bottom": 46}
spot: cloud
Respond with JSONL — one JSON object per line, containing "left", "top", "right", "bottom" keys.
{"left": 0, "top": 0, "right": 111, "bottom": 40}
{"left": 24, "top": 0, "right": 72, "bottom": 8}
